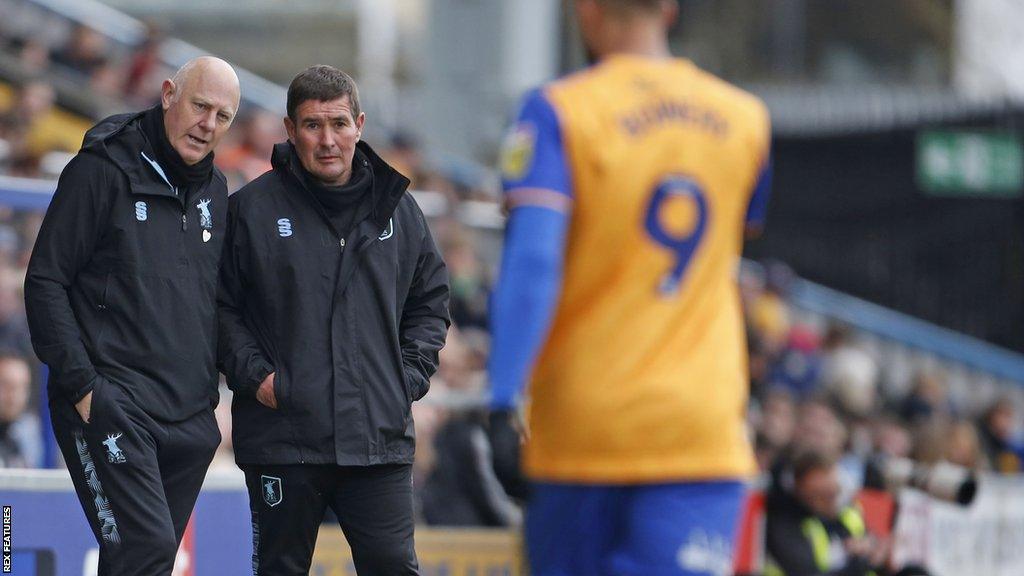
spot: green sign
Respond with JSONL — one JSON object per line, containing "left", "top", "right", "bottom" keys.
{"left": 916, "top": 131, "right": 1023, "bottom": 198}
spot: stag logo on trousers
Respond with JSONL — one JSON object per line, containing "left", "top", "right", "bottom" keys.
{"left": 135, "top": 201, "right": 148, "bottom": 222}
{"left": 103, "top": 433, "right": 126, "bottom": 464}
{"left": 261, "top": 475, "right": 283, "bottom": 507}
{"left": 277, "top": 218, "right": 293, "bottom": 237}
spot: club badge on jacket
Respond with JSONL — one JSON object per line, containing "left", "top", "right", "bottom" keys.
{"left": 197, "top": 198, "right": 213, "bottom": 242}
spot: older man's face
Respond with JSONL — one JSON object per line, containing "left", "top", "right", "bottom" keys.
{"left": 162, "top": 70, "right": 238, "bottom": 165}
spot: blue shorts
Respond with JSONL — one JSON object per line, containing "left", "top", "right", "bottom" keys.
{"left": 526, "top": 480, "right": 746, "bottom": 576}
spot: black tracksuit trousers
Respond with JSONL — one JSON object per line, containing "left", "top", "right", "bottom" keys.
{"left": 50, "top": 378, "right": 220, "bottom": 576}
{"left": 243, "top": 463, "right": 419, "bottom": 575}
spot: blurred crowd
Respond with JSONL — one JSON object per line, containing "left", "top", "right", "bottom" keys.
{"left": 0, "top": 17, "right": 173, "bottom": 179}
{"left": 1, "top": 15, "right": 1023, "bottom": 573}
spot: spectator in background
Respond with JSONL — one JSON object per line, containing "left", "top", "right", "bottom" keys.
{"left": 0, "top": 354, "right": 42, "bottom": 468}
{"left": 765, "top": 450, "right": 888, "bottom": 576}
{"left": 978, "top": 398, "right": 1024, "bottom": 473}
{"left": 820, "top": 324, "right": 879, "bottom": 420}
{"left": 872, "top": 417, "right": 913, "bottom": 462}
{"left": 51, "top": 25, "right": 110, "bottom": 80}
{"left": 791, "top": 398, "right": 849, "bottom": 460}
{"left": 51, "top": 25, "right": 120, "bottom": 97}
{"left": 0, "top": 266, "right": 33, "bottom": 359}
{"left": 945, "top": 419, "right": 985, "bottom": 470}
{"left": 753, "top": 387, "right": 798, "bottom": 469}
{"left": 767, "top": 325, "right": 823, "bottom": 400}
{"left": 900, "top": 370, "right": 952, "bottom": 426}
{"left": 122, "top": 22, "right": 165, "bottom": 105}
{"left": 3, "top": 37, "right": 51, "bottom": 73}
{"left": 863, "top": 416, "right": 914, "bottom": 490}
{"left": 754, "top": 388, "right": 798, "bottom": 472}
{"left": 441, "top": 226, "right": 489, "bottom": 331}
{"left": 381, "top": 130, "right": 425, "bottom": 187}
{"left": 420, "top": 329, "right": 521, "bottom": 528}
{"left": 0, "top": 80, "right": 57, "bottom": 157}
{"left": 748, "top": 260, "right": 794, "bottom": 359}
{"left": 215, "top": 109, "right": 281, "bottom": 189}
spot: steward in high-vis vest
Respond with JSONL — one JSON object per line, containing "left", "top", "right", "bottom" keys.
{"left": 766, "top": 451, "right": 886, "bottom": 576}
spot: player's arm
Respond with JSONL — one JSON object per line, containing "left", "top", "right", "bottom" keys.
{"left": 24, "top": 154, "right": 115, "bottom": 405}
{"left": 744, "top": 154, "right": 772, "bottom": 239}
{"left": 745, "top": 106, "right": 773, "bottom": 239}
{"left": 488, "top": 89, "right": 572, "bottom": 414}
{"left": 216, "top": 195, "right": 274, "bottom": 399}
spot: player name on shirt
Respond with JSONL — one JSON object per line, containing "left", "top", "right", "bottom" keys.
{"left": 620, "top": 97, "right": 730, "bottom": 138}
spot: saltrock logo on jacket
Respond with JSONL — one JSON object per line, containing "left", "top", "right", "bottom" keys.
{"left": 261, "top": 475, "right": 283, "bottom": 507}
{"left": 103, "top": 433, "right": 126, "bottom": 464}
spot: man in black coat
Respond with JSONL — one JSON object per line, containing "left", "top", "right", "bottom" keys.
{"left": 218, "top": 65, "right": 450, "bottom": 575}
{"left": 25, "top": 56, "right": 240, "bottom": 575}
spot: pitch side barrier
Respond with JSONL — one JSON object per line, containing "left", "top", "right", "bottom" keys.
{"left": 4, "top": 469, "right": 1023, "bottom": 576}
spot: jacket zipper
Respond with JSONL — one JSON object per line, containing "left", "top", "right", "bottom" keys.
{"left": 140, "top": 151, "right": 187, "bottom": 232}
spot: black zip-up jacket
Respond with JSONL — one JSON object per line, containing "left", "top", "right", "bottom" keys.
{"left": 218, "top": 141, "right": 450, "bottom": 466}
{"left": 25, "top": 111, "right": 228, "bottom": 421}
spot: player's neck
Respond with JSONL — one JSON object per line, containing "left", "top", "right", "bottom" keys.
{"left": 598, "top": 27, "right": 672, "bottom": 60}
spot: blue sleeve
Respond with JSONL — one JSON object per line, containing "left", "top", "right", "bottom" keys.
{"left": 745, "top": 155, "right": 772, "bottom": 228}
{"left": 487, "top": 205, "right": 570, "bottom": 410}
{"left": 501, "top": 89, "right": 572, "bottom": 199}
{"left": 488, "top": 87, "right": 573, "bottom": 411}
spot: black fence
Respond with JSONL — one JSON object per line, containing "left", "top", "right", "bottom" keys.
{"left": 747, "top": 108, "right": 1024, "bottom": 353}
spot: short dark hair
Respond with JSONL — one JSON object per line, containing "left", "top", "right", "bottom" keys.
{"left": 286, "top": 65, "right": 361, "bottom": 122}
{"left": 791, "top": 449, "right": 837, "bottom": 483}
{"left": 597, "top": 0, "right": 668, "bottom": 14}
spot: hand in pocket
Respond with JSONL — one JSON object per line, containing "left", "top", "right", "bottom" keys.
{"left": 256, "top": 372, "right": 278, "bottom": 409}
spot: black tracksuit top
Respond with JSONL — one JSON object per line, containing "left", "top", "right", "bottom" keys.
{"left": 25, "top": 111, "right": 228, "bottom": 421}
{"left": 218, "top": 141, "right": 450, "bottom": 466}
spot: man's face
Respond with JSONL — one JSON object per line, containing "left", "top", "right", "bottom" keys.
{"left": 796, "top": 466, "right": 842, "bottom": 519}
{"left": 161, "top": 73, "right": 238, "bottom": 165}
{"left": 285, "top": 96, "right": 365, "bottom": 186}
{"left": 0, "top": 359, "right": 30, "bottom": 423}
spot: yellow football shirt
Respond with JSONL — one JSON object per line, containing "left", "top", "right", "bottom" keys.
{"left": 500, "top": 55, "right": 771, "bottom": 484}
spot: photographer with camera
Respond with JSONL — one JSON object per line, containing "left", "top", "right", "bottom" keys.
{"left": 765, "top": 449, "right": 890, "bottom": 576}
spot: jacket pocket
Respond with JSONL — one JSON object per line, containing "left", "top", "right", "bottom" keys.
{"left": 274, "top": 368, "right": 290, "bottom": 412}
{"left": 92, "top": 273, "right": 113, "bottom": 350}
{"left": 83, "top": 376, "right": 108, "bottom": 426}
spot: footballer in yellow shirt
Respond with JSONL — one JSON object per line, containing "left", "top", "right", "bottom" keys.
{"left": 488, "top": 1, "right": 772, "bottom": 574}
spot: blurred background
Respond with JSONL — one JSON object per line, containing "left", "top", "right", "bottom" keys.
{"left": 0, "top": 0, "right": 1022, "bottom": 575}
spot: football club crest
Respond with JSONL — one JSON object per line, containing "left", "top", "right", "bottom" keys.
{"left": 196, "top": 199, "right": 213, "bottom": 242}
{"left": 196, "top": 199, "right": 213, "bottom": 229}
{"left": 261, "top": 475, "right": 283, "bottom": 507}
{"left": 500, "top": 122, "right": 536, "bottom": 181}
{"left": 103, "top": 433, "right": 126, "bottom": 464}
